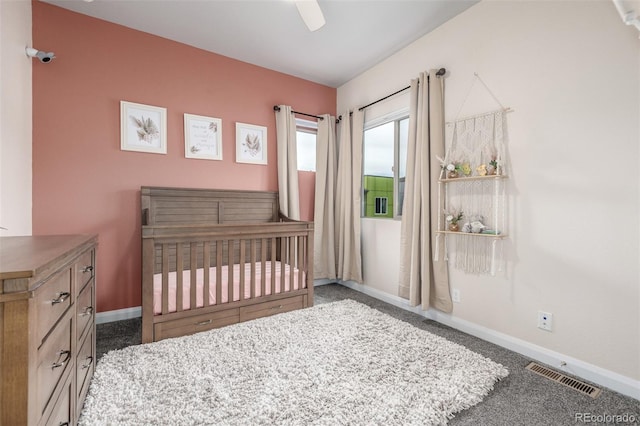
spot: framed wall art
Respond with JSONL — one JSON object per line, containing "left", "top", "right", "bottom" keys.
{"left": 120, "top": 101, "right": 167, "bottom": 154}
{"left": 184, "top": 113, "right": 223, "bottom": 160}
{"left": 236, "top": 122, "right": 267, "bottom": 165}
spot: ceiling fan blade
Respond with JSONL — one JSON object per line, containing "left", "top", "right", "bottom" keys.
{"left": 295, "top": 0, "right": 326, "bottom": 32}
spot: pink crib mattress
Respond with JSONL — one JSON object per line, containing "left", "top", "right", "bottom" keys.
{"left": 153, "top": 261, "right": 304, "bottom": 314}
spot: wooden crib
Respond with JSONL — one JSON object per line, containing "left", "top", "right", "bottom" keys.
{"left": 141, "top": 187, "right": 314, "bottom": 343}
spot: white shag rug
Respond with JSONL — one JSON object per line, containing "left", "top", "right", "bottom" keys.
{"left": 80, "top": 300, "right": 508, "bottom": 425}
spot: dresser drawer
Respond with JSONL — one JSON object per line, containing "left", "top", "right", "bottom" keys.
{"left": 36, "top": 267, "right": 72, "bottom": 345}
{"left": 41, "top": 372, "right": 72, "bottom": 426}
{"left": 37, "top": 313, "right": 73, "bottom": 417}
{"left": 76, "top": 279, "right": 94, "bottom": 341}
{"left": 76, "top": 329, "right": 94, "bottom": 415}
{"left": 76, "top": 249, "right": 95, "bottom": 293}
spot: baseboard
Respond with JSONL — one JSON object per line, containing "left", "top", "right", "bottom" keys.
{"left": 313, "top": 279, "right": 336, "bottom": 286}
{"left": 337, "top": 280, "right": 640, "bottom": 401}
{"left": 96, "top": 306, "right": 141, "bottom": 324}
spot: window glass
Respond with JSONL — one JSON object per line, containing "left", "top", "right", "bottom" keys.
{"left": 398, "top": 118, "right": 408, "bottom": 179}
{"left": 362, "top": 116, "right": 408, "bottom": 219}
{"left": 296, "top": 130, "right": 316, "bottom": 172}
{"left": 397, "top": 118, "right": 409, "bottom": 215}
{"left": 363, "top": 122, "right": 394, "bottom": 177}
{"left": 375, "top": 197, "right": 388, "bottom": 215}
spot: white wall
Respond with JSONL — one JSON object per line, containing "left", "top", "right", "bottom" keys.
{"left": 0, "top": 0, "right": 32, "bottom": 236}
{"left": 339, "top": 0, "right": 640, "bottom": 386}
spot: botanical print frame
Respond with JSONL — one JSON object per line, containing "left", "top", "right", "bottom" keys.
{"left": 120, "top": 101, "right": 167, "bottom": 154}
{"left": 236, "top": 122, "right": 267, "bottom": 165}
{"left": 184, "top": 113, "right": 223, "bottom": 160}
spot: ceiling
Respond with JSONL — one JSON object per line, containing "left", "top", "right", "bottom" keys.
{"left": 42, "top": 0, "right": 478, "bottom": 88}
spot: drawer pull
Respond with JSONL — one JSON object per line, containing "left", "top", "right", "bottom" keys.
{"left": 81, "top": 356, "right": 94, "bottom": 370}
{"left": 59, "top": 422, "right": 69, "bottom": 426}
{"left": 51, "top": 350, "right": 71, "bottom": 369}
{"left": 79, "top": 306, "right": 94, "bottom": 317}
{"left": 51, "top": 292, "right": 70, "bottom": 305}
{"left": 81, "top": 265, "right": 94, "bottom": 273}
{"left": 271, "top": 305, "right": 283, "bottom": 310}
{"left": 196, "top": 319, "right": 212, "bottom": 326}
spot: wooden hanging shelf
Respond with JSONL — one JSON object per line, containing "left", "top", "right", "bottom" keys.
{"left": 439, "top": 174, "right": 508, "bottom": 183}
{"left": 436, "top": 231, "right": 508, "bottom": 239}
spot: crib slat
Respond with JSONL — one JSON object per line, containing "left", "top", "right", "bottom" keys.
{"left": 289, "top": 236, "right": 295, "bottom": 292}
{"left": 216, "top": 240, "right": 223, "bottom": 305}
{"left": 260, "top": 238, "right": 267, "bottom": 297}
{"left": 176, "top": 242, "right": 183, "bottom": 312}
{"left": 240, "top": 240, "right": 246, "bottom": 301}
{"left": 297, "top": 236, "right": 304, "bottom": 290}
{"left": 228, "top": 240, "right": 234, "bottom": 303}
{"left": 190, "top": 242, "right": 197, "bottom": 310}
{"left": 250, "top": 239, "right": 256, "bottom": 299}
{"left": 162, "top": 243, "right": 169, "bottom": 315}
{"left": 203, "top": 242, "right": 210, "bottom": 307}
{"left": 280, "top": 236, "right": 286, "bottom": 293}
{"left": 270, "top": 238, "right": 276, "bottom": 296}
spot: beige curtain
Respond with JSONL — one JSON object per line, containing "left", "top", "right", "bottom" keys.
{"left": 313, "top": 114, "right": 337, "bottom": 279}
{"left": 398, "top": 70, "right": 452, "bottom": 312}
{"left": 335, "top": 109, "right": 364, "bottom": 283}
{"left": 275, "top": 105, "right": 300, "bottom": 220}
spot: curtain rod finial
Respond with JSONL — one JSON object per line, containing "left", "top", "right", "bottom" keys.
{"left": 273, "top": 105, "right": 281, "bottom": 111}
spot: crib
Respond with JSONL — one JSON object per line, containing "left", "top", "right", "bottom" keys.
{"left": 141, "top": 187, "right": 314, "bottom": 343}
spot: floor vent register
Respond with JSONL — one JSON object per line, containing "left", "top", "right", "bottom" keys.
{"left": 525, "top": 362, "right": 601, "bottom": 398}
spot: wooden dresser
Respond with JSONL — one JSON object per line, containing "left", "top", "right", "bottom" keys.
{"left": 0, "top": 235, "right": 97, "bottom": 425}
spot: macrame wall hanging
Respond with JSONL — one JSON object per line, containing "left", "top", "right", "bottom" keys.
{"left": 435, "top": 73, "right": 512, "bottom": 276}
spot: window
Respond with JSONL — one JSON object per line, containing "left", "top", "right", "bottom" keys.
{"left": 374, "top": 197, "right": 388, "bottom": 215}
{"left": 362, "top": 113, "right": 409, "bottom": 218}
{"left": 296, "top": 119, "right": 317, "bottom": 172}
{"left": 296, "top": 131, "right": 316, "bottom": 171}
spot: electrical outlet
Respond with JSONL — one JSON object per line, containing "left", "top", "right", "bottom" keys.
{"left": 538, "top": 311, "right": 553, "bottom": 331}
{"left": 452, "top": 288, "right": 461, "bottom": 303}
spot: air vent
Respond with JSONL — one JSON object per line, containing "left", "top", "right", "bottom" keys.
{"left": 525, "top": 362, "right": 601, "bottom": 398}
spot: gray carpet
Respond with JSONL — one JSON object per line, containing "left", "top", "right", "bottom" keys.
{"left": 85, "top": 300, "right": 507, "bottom": 425}
{"left": 96, "top": 284, "right": 640, "bottom": 425}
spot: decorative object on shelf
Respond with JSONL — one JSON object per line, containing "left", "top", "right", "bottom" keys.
{"left": 461, "top": 214, "right": 487, "bottom": 234}
{"left": 470, "top": 218, "right": 487, "bottom": 234}
{"left": 460, "top": 162, "right": 472, "bottom": 176}
{"left": 446, "top": 163, "right": 458, "bottom": 179}
{"left": 485, "top": 145, "right": 500, "bottom": 175}
{"left": 120, "top": 101, "right": 167, "bottom": 154}
{"left": 236, "top": 122, "right": 268, "bottom": 165}
{"left": 445, "top": 208, "right": 464, "bottom": 232}
{"left": 435, "top": 72, "right": 512, "bottom": 276}
{"left": 184, "top": 113, "right": 223, "bottom": 160}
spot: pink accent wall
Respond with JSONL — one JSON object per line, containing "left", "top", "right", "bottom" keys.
{"left": 32, "top": 2, "right": 335, "bottom": 313}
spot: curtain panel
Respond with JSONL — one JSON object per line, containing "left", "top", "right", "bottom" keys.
{"left": 398, "top": 70, "right": 452, "bottom": 312}
{"left": 334, "top": 110, "right": 364, "bottom": 283}
{"left": 275, "top": 105, "right": 301, "bottom": 220}
{"left": 314, "top": 114, "right": 337, "bottom": 279}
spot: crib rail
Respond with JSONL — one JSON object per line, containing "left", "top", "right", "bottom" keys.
{"left": 141, "top": 220, "right": 313, "bottom": 342}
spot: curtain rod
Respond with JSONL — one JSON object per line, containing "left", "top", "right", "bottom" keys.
{"left": 273, "top": 105, "right": 324, "bottom": 120}
{"left": 357, "top": 68, "right": 446, "bottom": 112}
{"left": 338, "top": 68, "right": 446, "bottom": 122}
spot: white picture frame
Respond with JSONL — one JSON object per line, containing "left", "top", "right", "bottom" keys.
{"left": 236, "top": 122, "right": 267, "bottom": 165}
{"left": 120, "top": 101, "right": 167, "bottom": 154}
{"left": 184, "top": 113, "right": 223, "bottom": 160}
